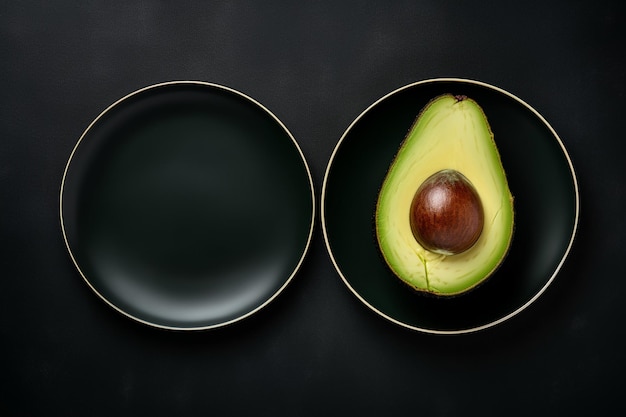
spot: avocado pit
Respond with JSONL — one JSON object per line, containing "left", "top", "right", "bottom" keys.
{"left": 409, "top": 169, "right": 484, "bottom": 255}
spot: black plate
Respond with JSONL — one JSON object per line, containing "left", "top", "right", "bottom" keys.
{"left": 61, "top": 81, "right": 315, "bottom": 330}
{"left": 322, "top": 78, "right": 579, "bottom": 334}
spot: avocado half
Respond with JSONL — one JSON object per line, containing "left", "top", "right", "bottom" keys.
{"left": 375, "top": 94, "right": 514, "bottom": 296}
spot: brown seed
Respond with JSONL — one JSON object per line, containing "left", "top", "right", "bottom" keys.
{"left": 410, "top": 169, "right": 484, "bottom": 255}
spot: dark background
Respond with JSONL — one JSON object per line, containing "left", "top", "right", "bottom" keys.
{"left": 2, "top": 1, "right": 624, "bottom": 415}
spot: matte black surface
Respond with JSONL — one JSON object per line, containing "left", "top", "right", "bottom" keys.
{"left": 61, "top": 82, "right": 314, "bottom": 329}
{"left": 2, "top": 1, "right": 625, "bottom": 416}
{"left": 323, "top": 80, "right": 578, "bottom": 333}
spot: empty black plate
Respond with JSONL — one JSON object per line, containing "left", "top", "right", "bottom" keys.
{"left": 322, "top": 78, "right": 579, "bottom": 334}
{"left": 61, "top": 81, "right": 315, "bottom": 330}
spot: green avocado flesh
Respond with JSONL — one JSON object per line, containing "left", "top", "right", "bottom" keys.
{"left": 375, "top": 94, "right": 514, "bottom": 296}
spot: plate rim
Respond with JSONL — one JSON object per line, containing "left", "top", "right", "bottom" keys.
{"left": 321, "top": 77, "right": 580, "bottom": 335}
{"left": 60, "top": 80, "right": 316, "bottom": 331}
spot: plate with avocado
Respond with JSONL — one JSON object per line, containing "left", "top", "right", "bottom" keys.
{"left": 322, "top": 78, "right": 579, "bottom": 334}
{"left": 61, "top": 81, "right": 315, "bottom": 330}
